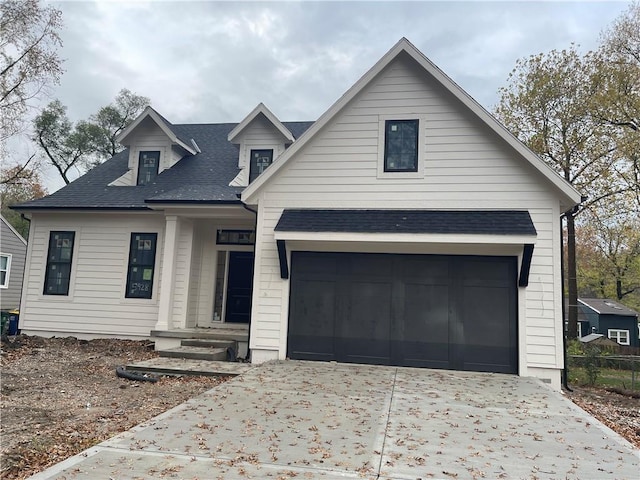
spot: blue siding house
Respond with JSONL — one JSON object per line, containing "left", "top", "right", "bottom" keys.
{"left": 577, "top": 298, "right": 639, "bottom": 348}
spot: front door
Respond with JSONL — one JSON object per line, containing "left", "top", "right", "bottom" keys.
{"left": 225, "top": 251, "right": 254, "bottom": 323}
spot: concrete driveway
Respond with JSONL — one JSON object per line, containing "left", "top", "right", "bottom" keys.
{"left": 31, "top": 361, "right": 639, "bottom": 479}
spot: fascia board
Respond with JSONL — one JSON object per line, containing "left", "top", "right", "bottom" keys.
{"left": 273, "top": 230, "right": 537, "bottom": 245}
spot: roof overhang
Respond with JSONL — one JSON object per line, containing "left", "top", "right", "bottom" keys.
{"left": 273, "top": 209, "right": 537, "bottom": 285}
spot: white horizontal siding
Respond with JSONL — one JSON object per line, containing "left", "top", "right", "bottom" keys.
{"left": 250, "top": 54, "right": 565, "bottom": 372}
{"left": 20, "top": 213, "right": 165, "bottom": 338}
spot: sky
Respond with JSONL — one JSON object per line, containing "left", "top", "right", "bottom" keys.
{"left": 20, "top": 0, "right": 634, "bottom": 190}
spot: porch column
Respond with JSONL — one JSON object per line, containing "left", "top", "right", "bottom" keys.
{"left": 155, "top": 215, "right": 179, "bottom": 330}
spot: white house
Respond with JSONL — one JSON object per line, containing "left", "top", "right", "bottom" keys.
{"left": 14, "top": 39, "right": 581, "bottom": 389}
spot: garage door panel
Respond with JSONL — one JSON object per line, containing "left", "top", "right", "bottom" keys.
{"left": 398, "top": 283, "right": 450, "bottom": 367}
{"left": 460, "top": 258, "right": 513, "bottom": 288}
{"left": 288, "top": 278, "right": 337, "bottom": 361}
{"left": 339, "top": 280, "right": 392, "bottom": 364}
{"left": 398, "top": 255, "right": 450, "bottom": 283}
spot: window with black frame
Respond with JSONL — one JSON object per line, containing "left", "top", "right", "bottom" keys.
{"left": 137, "top": 151, "right": 160, "bottom": 185}
{"left": 125, "top": 233, "right": 157, "bottom": 299}
{"left": 44, "top": 231, "right": 75, "bottom": 295}
{"left": 249, "top": 149, "right": 273, "bottom": 182}
{"left": 384, "top": 119, "right": 419, "bottom": 172}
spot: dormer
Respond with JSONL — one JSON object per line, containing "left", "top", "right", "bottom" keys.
{"left": 228, "top": 103, "right": 295, "bottom": 187}
{"left": 109, "top": 107, "right": 199, "bottom": 186}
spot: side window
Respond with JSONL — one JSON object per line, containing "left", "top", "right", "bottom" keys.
{"left": 608, "top": 329, "right": 630, "bottom": 346}
{"left": 125, "top": 233, "right": 157, "bottom": 299}
{"left": 137, "top": 151, "right": 160, "bottom": 185}
{"left": 384, "top": 119, "right": 419, "bottom": 172}
{"left": 44, "top": 231, "right": 75, "bottom": 295}
{"left": 0, "top": 254, "right": 11, "bottom": 288}
{"left": 249, "top": 149, "right": 274, "bottom": 183}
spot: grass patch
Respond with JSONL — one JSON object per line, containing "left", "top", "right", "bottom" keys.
{"left": 568, "top": 365, "right": 640, "bottom": 390}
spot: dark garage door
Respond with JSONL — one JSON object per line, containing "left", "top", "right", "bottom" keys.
{"left": 287, "top": 252, "right": 518, "bottom": 374}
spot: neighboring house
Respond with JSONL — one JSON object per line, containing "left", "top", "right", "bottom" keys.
{"left": 0, "top": 214, "right": 27, "bottom": 311}
{"left": 577, "top": 298, "right": 639, "bottom": 348}
{"left": 13, "top": 38, "right": 581, "bottom": 389}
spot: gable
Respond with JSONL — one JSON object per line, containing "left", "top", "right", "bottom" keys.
{"left": 249, "top": 53, "right": 567, "bottom": 211}
{"left": 242, "top": 38, "right": 581, "bottom": 210}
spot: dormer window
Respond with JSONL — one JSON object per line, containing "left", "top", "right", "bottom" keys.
{"left": 250, "top": 149, "right": 273, "bottom": 182}
{"left": 137, "top": 151, "right": 160, "bottom": 185}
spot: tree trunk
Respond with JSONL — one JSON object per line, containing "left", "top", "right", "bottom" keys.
{"left": 566, "top": 212, "right": 579, "bottom": 338}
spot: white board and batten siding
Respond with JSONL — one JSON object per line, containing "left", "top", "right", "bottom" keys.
{"left": 250, "top": 55, "right": 566, "bottom": 385}
{"left": 20, "top": 212, "right": 166, "bottom": 338}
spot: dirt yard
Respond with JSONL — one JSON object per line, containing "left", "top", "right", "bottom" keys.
{"left": 0, "top": 335, "right": 229, "bottom": 480}
{"left": 1, "top": 336, "right": 638, "bottom": 480}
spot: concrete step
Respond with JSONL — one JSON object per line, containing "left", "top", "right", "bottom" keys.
{"left": 126, "top": 358, "right": 254, "bottom": 377}
{"left": 180, "top": 339, "right": 235, "bottom": 349}
{"left": 152, "top": 328, "right": 248, "bottom": 342}
{"left": 158, "top": 346, "right": 227, "bottom": 361}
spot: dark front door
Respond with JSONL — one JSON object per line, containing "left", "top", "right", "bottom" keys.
{"left": 225, "top": 252, "right": 254, "bottom": 323}
{"left": 288, "top": 252, "right": 518, "bottom": 374}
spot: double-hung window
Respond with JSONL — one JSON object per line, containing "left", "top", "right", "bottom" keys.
{"left": 44, "top": 231, "right": 75, "bottom": 295}
{"left": 384, "top": 119, "right": 419, "bottom": 172}
{"left": 0, "top": 254, "right": 11, "bottom": 288}
{"left": 137, "top": 151, "right": 160, "bottom": 185}
{"left": 125, "top": 233, "right": 157, "bottom": 299}
{"left": 608, "top": 329, "right": 630, "bottom": 346}
{"left": 249, "top": 149, "right": 273, "bottom": 183}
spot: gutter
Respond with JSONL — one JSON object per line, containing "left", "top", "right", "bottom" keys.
{"left": 241, "top": 200, "right": 258, "bottom": 362}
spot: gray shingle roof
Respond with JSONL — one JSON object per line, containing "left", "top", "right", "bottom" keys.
{"left": 275, "top": 209, "right": 537, "bottom": 235}
{"left": 14, "top": 121, "right": 313, "bottom": 210}
{"left": 579, "top": 298, "right": 639, "bottom": 317}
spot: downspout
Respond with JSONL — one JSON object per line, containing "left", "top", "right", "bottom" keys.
{"left": 561, "top": 196, "right": 585, "bottom": 391}
{"left": 241, "top": 201, "right": 258, "bottom": 362}
{"left": 560, "top": 213, "right": 572, "bottom": 392}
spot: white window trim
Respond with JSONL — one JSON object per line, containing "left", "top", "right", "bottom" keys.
{"left": 608, "top": 328, "right": 630, "bottom": 346}
{"left": 120, "top": 229, "right": 162, "bottom": 304}
{"left": 40, "top": 229, "right": 79, "bottom": 301}
{"left": 377, "top": 114, "right": 426, "bottom": 179}
{"left": 0, "top": 253, "right": 11, "bottom": 288}
{"left": 135, "top": 149, "right": 163, "bottom": 186}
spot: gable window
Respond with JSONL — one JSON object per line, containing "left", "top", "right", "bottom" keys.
{"left": 384, "top": 120, "right": 419, "bottom": 172}
{"left": 44, "top": 231, "right": 75, "bottom": 295}
{"left": 249, "top": 149, "right": 273, "bottom": 183}
{"left": 608, "top": 329, "right": 630, "bottom": 346}
{"left": 0, "top": 254, "right": 11, "bottom": 288}
{"left": 125, "top": 233, "right": 157, "bottom": 299}
{"left": 137, "top": 151, "right": 160, "bottom": 185}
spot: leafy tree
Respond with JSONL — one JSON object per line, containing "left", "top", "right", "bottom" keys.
{"left": 592, "top": 2, "right": 640, "bottom": 207}
{"left": 0, "top": 0, "right": 63, "bottom": 185}
{"left": 576, "top": 204, "right": 640, "bottom": 311}
{"left": 33, "top": 90, "right": 149, "bottom": 184}
{"left": 495, "top": 47, "right": 625, "bottom": 338}
{"left": 0, "top": 165, "right": 46, "bottom": 238}
{"left": 33, "top": 100, "right": 102, "bottom": 185}
{"left": 89, "top": 89, "right": 150, "bottom": 161}
{"left": 0, "top": 0, "right": 63, "bottom": 141}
